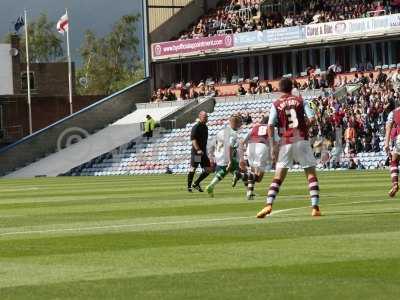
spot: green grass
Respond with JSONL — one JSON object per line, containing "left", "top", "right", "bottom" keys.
{"left": 0, "top": 171, "right": 400, "bottom": 299}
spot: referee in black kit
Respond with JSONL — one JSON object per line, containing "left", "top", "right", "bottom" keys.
{"left": 187, "top": 111, "right": 212, "bottom": 192}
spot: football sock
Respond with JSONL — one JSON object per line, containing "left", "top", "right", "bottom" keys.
{"left": 308, "top": 177, "right": 320, "bottom": 207}
{"left": 188, "top": 171, "right": 195, "bottom": 188}
{"left": 391, "top": 159, "right": 399, "bottom": 186}
{"left": 194, "top": 171, "right": 209, "bottom": 186}
{"left": 209, "top": 168, "right": 227, "bottom": 188}
{"left": 240, "top": 172, "right": 248, "bottom": 182}
{"left": 266, "top": 178, "right": 282, "bottom": 204}
{"left": 247, "top": 172, "right": 255, "bottom": 194}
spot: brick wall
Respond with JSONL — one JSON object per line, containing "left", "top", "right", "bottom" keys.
{"left": 0, "top": 95, "right": 103, "bottom": 145}
{"left": 16, "top": 63, "right": 75, "bottom": 96}
{"left": 9, "top": 34, "right": 75, "bottom": 97}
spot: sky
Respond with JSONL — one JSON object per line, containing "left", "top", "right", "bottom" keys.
{"left": 0, "top": 0, "right": 145, "bottom": 64}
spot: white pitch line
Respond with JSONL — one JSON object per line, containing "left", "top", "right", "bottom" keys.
{"left": 0, "top": 206, "right": 305, "bottom": 238}
{"left": 0, "top": 215, "right": 24, "bottom": 218}
{"left": 0, "top": 187, "right": 40, "bottom": 192}
{"left": 0, "top": 200, "right": 397, "bottom": 238}
{"left": 0, "top": 216, "right": 253, "bottom": 237}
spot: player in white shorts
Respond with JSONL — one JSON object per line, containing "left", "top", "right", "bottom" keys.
{"left": 206, "top": 115, "right": 242, "bottom": 197}
{"left": 233, "top": 116, "right": 276, "bottom": 200}
{"left": 256, "top": 78, "right": 321, "bottom": 218}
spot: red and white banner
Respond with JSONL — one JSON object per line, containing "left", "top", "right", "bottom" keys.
{"left": 152, "top": 34, "right": 233, "bottom": 58}
{"left": 57, "top": 13, "right": 69, "bottom": 34}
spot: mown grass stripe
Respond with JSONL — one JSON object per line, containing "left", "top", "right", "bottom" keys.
{"left": 0, "top": 171, "right": 399, "bottom": 299}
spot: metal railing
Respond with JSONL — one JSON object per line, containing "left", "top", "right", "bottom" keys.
{"left": 366, "top": 9, "right": 388, "bottom": 17}
{"left": 238, "top": 8, "right": 252, "bottom": 20}
{"left": 217, "top": 28, "right": 233, "bottom": 35}
{"left": 215, "top": 93, "right": 279, "bottom": 103}
{"left": 215, "top": 89, "right": 329, "bottom": 103}
{"left": 136, "top": 100, "right": 189, "bottom": 110}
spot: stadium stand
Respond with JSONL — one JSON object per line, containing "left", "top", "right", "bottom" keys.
{"left": 4, "top": 100, "right": 192, "bottom": 178}
{"left": 3, "top": 1, "right": 400, "bottom": 179}
{"left": 65, "top": 70, "right": 399, "bottom": 176}
{"left": 177, "top": 0, "right": 397, "bottom": 40}
{"left": 153, "top": 67, "right": 400, "bottom": 100}
{"left": 70, "top": 94, "right": 279, "bottom": 176}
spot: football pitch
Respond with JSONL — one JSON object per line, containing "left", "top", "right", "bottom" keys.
{"left": 0, "top": 171, "right": 400, "bottom": 299}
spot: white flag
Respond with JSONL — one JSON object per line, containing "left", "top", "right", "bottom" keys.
{"left": 57, "top": 13, "right": 69, "bottom": 34}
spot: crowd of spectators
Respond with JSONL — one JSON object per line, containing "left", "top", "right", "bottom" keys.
{"left": 179, "top": 0, "right": 262, "bottom": 40}
{"left": 236, "top": 80, "right": 275, "bottom": 95}
{"left": 151, "top": 66, "right": 400, "bottom": 171}
{"left": 151, "top": 64, "right": 400, "bottom": 102}
{"left": 309, "top": 67, "right": 400, "bottom": 169}
{"left": 178, "top": 0, "right": 397, "bottom": 40}
{"left": 264, "top": 0, "right": 393, "bottom": 29}
{"left": 291, "top": 65, "right": 339, "bottom": 90}
{"left": 152, "top": 77, "right": 278, "bottom": 103}
{"left": 151, "top": 82, "right": 219, "bottom": 103}
{"left": 151, "top": 88, "right": 178, "bottom": 103}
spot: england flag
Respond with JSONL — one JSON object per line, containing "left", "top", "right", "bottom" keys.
{"left": 57, "top": 13, "right": 69, "bottom": 34}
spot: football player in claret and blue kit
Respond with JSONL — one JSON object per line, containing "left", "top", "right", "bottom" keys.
{"left": 256, "top": 78, "right": 322, "bottom": 218}
{"left": 232, "top": 116, "right": 275, "bottom": 200}
{"left": 384, "top": 104, "right": 400, "bottom": 197}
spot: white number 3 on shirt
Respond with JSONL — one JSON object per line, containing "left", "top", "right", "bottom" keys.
{"left": 257, "top": 125, "right": 268, "bottom": 136}
{"left": 285, "top": 109, "right": 299, "bottom": 129}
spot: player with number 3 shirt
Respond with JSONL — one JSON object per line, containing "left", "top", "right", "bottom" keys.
{"left": 256, "top": 78, "right": 322, "bottom": 218}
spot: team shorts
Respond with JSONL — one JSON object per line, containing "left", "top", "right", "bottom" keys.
{"left": 190, "top": 153, "right": 211, "bottom": 169}
{"left": 246, "top": 143, "right": 272, "bottom": 172}
{"left": 215, "top": 159, "right": 239, "bottom": 173}
{"left": 276, "top": 140, "right": 316, "bottom": 169}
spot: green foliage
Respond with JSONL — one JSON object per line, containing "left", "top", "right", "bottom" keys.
{"left": 4, "top": 13, "right": 63, "bottom": 62}
{"left": 76, "top": 13, "right": 143, "bottom": 95}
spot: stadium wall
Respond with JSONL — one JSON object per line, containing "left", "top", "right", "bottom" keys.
{"left": 161, "top": 97, "right": 215, "bottom": 128}
{"left": 149, "top": 0, "right": 193, "bottom": 32}
{"left": 0, "top": 78, "right": 151, "bottom": 176}
{"left": 150, "top": 0, "right": 219, "bottom": 43}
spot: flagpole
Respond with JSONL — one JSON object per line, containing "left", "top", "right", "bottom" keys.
{"left": 65, "top": 9, "right": 73, "bottom": 115}
{"left": 24, "top": 9, "right": 33, "bottom": 134}
{"left": 142, "top": 0, "right": 150, "bottom": 78}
